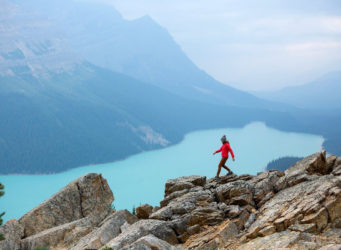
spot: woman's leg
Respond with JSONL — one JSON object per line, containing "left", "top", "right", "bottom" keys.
{"left": 223, "top": 165, "right": 232, "bottom": 174}
{"left": 216, "top": 165, "right": 222, "bottom": 177}
{"left": 217, "top": 157, "right": 227, "bottom": 177}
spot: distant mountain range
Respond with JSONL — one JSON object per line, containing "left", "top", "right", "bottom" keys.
{"left": 12, "top": 0, "right": 287, "bottom": 110}
{"left": 254, "top": 71, "right": 341, "bottom": 110}
{"left": 0, "top": 0, "right": 340, "bottom": 174}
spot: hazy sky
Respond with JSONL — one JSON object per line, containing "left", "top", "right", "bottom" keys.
{"left": 102, "top": 0, "right": 341, "bottom": 90}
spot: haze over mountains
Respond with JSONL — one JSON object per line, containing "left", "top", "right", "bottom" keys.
{"left": 255, "top": 71, "right": 341, "bottom": 110}
{"left": 12, "top": 0, "right": 283, "bottom": 110}
{"left": 0, "top": 0, "right": 340, "bottom": 174}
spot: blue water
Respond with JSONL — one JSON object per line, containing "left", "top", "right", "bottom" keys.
{"left": 0, "top": 122, "right": 324, "bottom": 222}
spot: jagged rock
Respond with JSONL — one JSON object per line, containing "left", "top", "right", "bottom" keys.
{"left": 319, "top": 244, "right": 341, "bottom": 250}
{"left": 161, "top": 189, "right": 190, "bottom": 207}
{"left": 152, "top": 206, "right": 160, "bottom": 213}
{"left": 165, "top": 176, "right": 206, "bottom": 196}
{"left": 136, "top": 204, "right": 153, "bottom": 219}
{"left": 71, "top": 210, "right": 138, "bottom": 250}
{"left": 288, "top": 223, "right": 316, "bottom": 233}
{"left": 20, "top": 217, "right": 95, "bottom": 250}
{"left": 188, "top": 203, "right": 224, "bottom": 226}
{"left": 327, "top": 155, "right": 338, "bottom": 171}
{"left": 19, "top": 173, "right": 114, "bottom": 237}
{"left": 258, "top": 225, "right": 276, "bottom": 237}
{"left": 247, "top": 175, "right": 341, "bottom": 238}
{"left": 226, "top": 205, "right": 242, "bottom": 218}
{"left": 232, "top": 209, "right": 249, "bottom": 231}
{"left": 275, "top": 151, "right": 327, "bottom": 191}
{"left": 238, "top": 230, "right": 302, "bottom": 250}
{"left": 3, "top": 152, "right": 341, "bottom": 250}
{"left": 332, "top": 165, "right": 341, "bottom": 176}
{"left": 103, "top": 219, "right": 178, "bottom": 249}
{"left": 182, "top": 220, "right": 238, "bottom": 250}
{"left": 0, "top": 219, "right": 24, "bottom": 250}
{"left": 150, "top": 190, "right": 215, "bottom": 220}
{"left": 248, "top": 170, "right": 283, "bottom": 206}
{"left": 216, "top": 180, "right": 253, "bottom": 206}
{"left": 121, "top": 234, "right": 181, "bottom": 250}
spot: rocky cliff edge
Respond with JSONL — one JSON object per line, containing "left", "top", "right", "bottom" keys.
{"left": 1, "top": 151, "right": 341, "bottom": 250}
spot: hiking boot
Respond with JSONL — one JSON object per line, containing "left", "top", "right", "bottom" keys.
{"left": 226, "top": 171, "right": 233, "bottom": 176}
{"left": 214, "top": 176, "right": 220, "bottom": 181}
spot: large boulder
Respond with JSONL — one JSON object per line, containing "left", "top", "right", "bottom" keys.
{"left": 71, "top": 210, "right": 138, "bottom": 250}
{"left": 103, "top": 219, "right": 178, "bottom": 249}
{"left": 121, "top": 234, "right": 181, "bottom": 250}
{"left": 20, "top": 217, "right": 95, "bottom": 250}
{"left": 164, "top": 176, "right": 206, "bottom": 197}
{"left": 275, "top": 151, "right": 328, "bottom": 191}
{"left": 150, "top": 190, "right": 215, "bottom": 221}
{"left": 246, "top": 175, "right": 341, "bottom": 238}
{"left": 182, "top": 220, "right": 238, "bottom": 250}
{"left": 238, "top": 230, "right": 303, "bottom": 250}
{"left": 0, "top": 219, "right": 24, "bottom": 250}
{"left": 247, "top": 170, "right": 284, "bottom": 207}
{"left": 19, "top": 173, "right": 114, "bottom": 237}
{"left": 216, "top": 180, "right": 254, "bottom": 206}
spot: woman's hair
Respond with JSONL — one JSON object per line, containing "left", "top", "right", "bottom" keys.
{"left": 221, "top": 135, "right": 230, "bottom": 144}
{"left": 221, "top": 135, "right": 227, "bottom": 143}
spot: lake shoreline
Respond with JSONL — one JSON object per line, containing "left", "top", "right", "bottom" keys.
{"left": 0, "top": 121, "right": 325, "bottom": 176}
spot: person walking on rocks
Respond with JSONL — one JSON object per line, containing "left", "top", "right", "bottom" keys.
{"left": 213, "top": 135, "right": 235, "bottom": 179}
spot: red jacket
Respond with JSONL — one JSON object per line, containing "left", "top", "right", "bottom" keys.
{"left": 215, "top": 143, "right": 235, "bottom": 158}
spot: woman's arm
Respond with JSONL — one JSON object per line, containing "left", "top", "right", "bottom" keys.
{"left": 213, "top": 146, "right": 222, "bottom": 155}
{"left": 228, "top": 144, "right": 235, "bottom": 159}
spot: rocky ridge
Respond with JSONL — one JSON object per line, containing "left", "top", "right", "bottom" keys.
{"left": 1, "top": 151, "right": 341, "bottom": 249}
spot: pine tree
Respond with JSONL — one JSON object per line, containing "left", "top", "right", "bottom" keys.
{"left": 0, "top": 183, "right": 5, "bottom": 241}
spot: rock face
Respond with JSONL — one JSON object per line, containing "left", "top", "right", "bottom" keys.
{"left": 1, "top": 151, "right": 341, "bottom": 250}
{"left": 19, "top": 173, "right": 114, "bottom": 237}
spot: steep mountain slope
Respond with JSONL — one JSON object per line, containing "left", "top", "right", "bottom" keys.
{"left": 0, "top": 1, "right": 304, "bottom": 174}
{"left": 255, "top": 71, "right": 341, "bottom": 110}
{"left": 13, "top": 0, "right": 284, "bottom": 110}
{"left": 2, "top": 61, "right": 299, "bottom": 174}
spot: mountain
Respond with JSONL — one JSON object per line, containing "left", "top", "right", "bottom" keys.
{"left": 12, "top": 0, "right": 286, "bottom": 110}
{"left": 254, "top": 71, "right": 341, "bottom": 110}
{"left": 1, "top": 152, "right": 341, "bottom": 249}
{"left": 0, "top": 0, "right": 304, "bottom": 174}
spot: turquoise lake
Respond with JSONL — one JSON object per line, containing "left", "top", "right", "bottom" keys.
{"left": 0, "top": 122, "right": 324, "bottom": 222}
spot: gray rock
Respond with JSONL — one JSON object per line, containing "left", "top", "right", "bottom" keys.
{"left": 247, "top": 170, "right": 283, "bottom": 206}
{"left": 0, "top": 219, "right": 24, "bottom": 250}
{"left": 238, "top": 230, "right": 302, "bottom": 250}
{"left": 332, "top": 165, "right": 341, "bottom": 176}
{"left": 165, "top": 176, "right": 206, "bottom": 196}
{"left": 247, "top": 175, "right": 341, "bottom": 238}
{"left": 319, "top": 244, "right": 341, "bottom": 250}
{"left": 226, "top": 205, "right": 242, "bottom": 218}
{"left": 104, "top": 219, "right": 178, "bottom": 249}
{"left": 71, "top": 210, "right": 138, "bottom": 250}
{"left": 20, "top": 217, "right": 95, "bottom": 250}
{"left": 121, "top": 234, "right": 182, "bottom": 250}
{"left": 275, "top": 151, "right": 327, "bottom": 191}
{"left": 188, "top": 204, "right": 224, "bottom": 226}
{"left": 19, "top": 173, "right": 113, "bottom": 237}
{"left": 150, "top": 190, "right": 215, "bottom": 220}
{"left": 216, "top": 180, "right": 253, "bottom": 206}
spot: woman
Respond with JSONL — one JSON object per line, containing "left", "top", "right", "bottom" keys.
{"left": 213, "top": 135, "right": 235, "bottom": 179}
